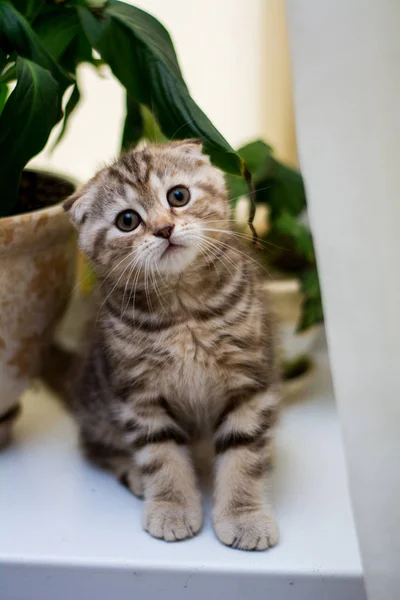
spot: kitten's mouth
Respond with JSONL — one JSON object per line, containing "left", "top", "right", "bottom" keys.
{"left": 161, "top": 241, "right": 185, "bottom": 257}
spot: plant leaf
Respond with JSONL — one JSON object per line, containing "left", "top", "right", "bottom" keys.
{"left": 297, "top": 267, "right": 324, "bottom": 332}
{"left": 121, "top": 94, "right": 144, "bottom": 150}
{"left": 8, "top": 0, "right": 43, "bottom": 21}
{"left": 226, "top": 173, "right": 248, "bottom": 206}
{"left": 33, "top": 8, "right": 80, "bottom": 62}
{"left": 0, "top": 57, "right": 60, "bottom": 216}
{"left": 255, "top": 163, "right": 306, "bottom": 220}
{"left": 272, "top": 161, "right": 306, "bottom": 216}
{"left": 107, "top": 0, "right": 184, "bottom": 81}
{"left": 59, "top": 26, "right": 94, "bottom": 73}
{"left": 78, "top": 1, "right": 242, "bottom": 175}
{"left": 274, "top": 211, "right": 315, "bottom": 264}
{"left": 141, "top": 104, "right": 167, "bottom": 143}
{"left": 0, "top": 0, "right": 70, "bottom": 92}
{"left": 52, "top": 81, "right": 80, "bottom": 149}
{"left": 0, "top": 61, "right": 16, "bottom": 83}
{"left": 33, "top": 5, "right": 97, "bottom": 73}
{"left": 0, "top": 47, "right": 6, "bottom": 71}
{"left": 238, "top": 140, "right": 273, "bottom": 181}
{"left": 0, "top": 81, "right": 8, "bottom": 115}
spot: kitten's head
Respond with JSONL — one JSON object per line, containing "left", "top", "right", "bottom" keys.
{"left": 64, "top": 140, "right": 230, "bottom": 280}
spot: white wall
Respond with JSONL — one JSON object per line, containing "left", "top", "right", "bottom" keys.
{"left": 286, "top": 1, "right": 400, "bottom": 599}
{"left": 31, "top": 0, "right": 281, "bottom": 183}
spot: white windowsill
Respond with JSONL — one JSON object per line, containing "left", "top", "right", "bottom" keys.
{"left": 0, "top": 348, "right": 366, "bottom": 600}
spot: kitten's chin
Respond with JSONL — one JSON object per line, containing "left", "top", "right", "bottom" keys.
{"left": 157, "top": 243, "right": 198, "bottom": 275}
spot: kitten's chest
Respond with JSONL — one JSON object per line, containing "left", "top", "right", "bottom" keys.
{"left": 162, "top": 322, "right": 225, "bottom": 404}
{"left": 171, "top": 322, "right": 221, "bottom": 374}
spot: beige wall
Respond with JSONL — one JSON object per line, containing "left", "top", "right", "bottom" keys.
{"left": 263, "top": 0, "right": 297, "bottom": 166}
{"left": 30, "top": 0, "right": 296, "bottom": 182}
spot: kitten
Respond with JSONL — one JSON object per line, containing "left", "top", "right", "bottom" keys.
{"left": 63, "top": 139, "right": 280, "bottom": 551}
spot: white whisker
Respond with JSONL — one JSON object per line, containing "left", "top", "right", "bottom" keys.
{"left": 143, "top": 254, "right": 153, "bottom": 315}
{"left": 97, "top": 252, "right": 140, "bottom": 322}
{"left": 200, "top": 234, "right": 271, "bottom": 277}
{"left": 170, "top": 118, "right": 197, "bottom": 142}
{"left": 196, "top": 236, "right": 238, "bottom": 279}
{"left": 121, "top": 251, "right": 144, "bottom": 318}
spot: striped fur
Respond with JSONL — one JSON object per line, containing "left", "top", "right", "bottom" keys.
{"left": 64, "top": 140, "right": 280, "bottom": 550}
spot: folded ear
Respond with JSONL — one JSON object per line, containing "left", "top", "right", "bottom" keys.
{"left": 169, "top": 138, "right": 205, "bottom": 156}
{"left": 63, "top": 181, "right": 96, "bottom": 227}
{"left": 135, "top": 139, "right": 149, "bottom": 151}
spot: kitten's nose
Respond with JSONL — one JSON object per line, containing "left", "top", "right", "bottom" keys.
{"left": 154, "top": 224, "right": 175, "bottom": 239}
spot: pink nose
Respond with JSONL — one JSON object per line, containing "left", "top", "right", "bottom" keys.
{"left": 154, "top": 224, "right": 175, "bottom": 239}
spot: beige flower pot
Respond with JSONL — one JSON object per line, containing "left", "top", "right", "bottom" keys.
{"left": 0, "top": 171, "right": 77, "bottom": 447}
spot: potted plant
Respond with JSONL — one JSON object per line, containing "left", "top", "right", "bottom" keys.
{"left": 226, "top": 140, "right": 324, "bottom": 396}
{"left": 0, "top": 0, "right": 319, "bottom": 445}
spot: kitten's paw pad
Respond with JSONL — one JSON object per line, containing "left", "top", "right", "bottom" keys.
{"left": 214, "top": 510, "right": 279, "bottom": 551}
{"left": 144, "top": 501, "right": 202, "bottom": 542}
{"left": 119, "top": 470, "right": 144, "bottom": 499}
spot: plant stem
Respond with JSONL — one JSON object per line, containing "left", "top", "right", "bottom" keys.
{"left": 243, "top": 166, "right": 260, "bottom": 247}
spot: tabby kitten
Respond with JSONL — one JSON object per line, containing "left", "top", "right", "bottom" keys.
{"left": 64, "top": 139, "right": 280, "bottom": 551}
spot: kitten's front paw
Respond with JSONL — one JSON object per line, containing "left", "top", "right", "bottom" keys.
{"left": 143, "top": 500, "right": 202, "bottom": 542}
{"left": 213, "top": 509, "right": 279, "bottom": 551}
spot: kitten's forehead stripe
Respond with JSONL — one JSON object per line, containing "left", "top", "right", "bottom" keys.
{"left": 140, "top": 151, "right": 152, "bottom": 184}
{"left": 124, "top": 185, "right": 148, "bottom": 220}
{"left": 107, "top": 151, "right": 152, "bottom": 192}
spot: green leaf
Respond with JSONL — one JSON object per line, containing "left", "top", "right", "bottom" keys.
{"left": 121, "top": 94, "right": 143, "bottom": 150}
{"left": 8, "top": 0, "right": 43, "bottom": 21}
{"left": 255, "top": 177, "right": 284, "bottom": 220}
{"left": 0, "top": 0, "right": 70, "bottom": 92}
{"left": 78, "top": 1, "right": 242, "bottom": 175}
{"left": 0, "top": 47, "right": 6, "bottom": 71}
{"left": 273, "top": 162, "right": 306, "bottom": 216}
{"left": 102, "top": 0, "right": 184, "bottom": 81}
{"left": 274, "top": 211, "right": 315, "bottom": 263}
{"left": 301, "top": 268, "right": 321, "bottom": 300}
{"left": 0, "top": 81, "right": 8, "bottom": 115}
{"left": 238, "top": 140, "right": 273, "bottom": 182}
{"left": 33, "top": 8, "right": 80, "bottom": 62}
{"left": 141, "top": 104, "right": 167, "bottom": 143}
{"left": 59, "top": 26, "right": 96, "bottom": 75}
{"left": 0, "top": 57, "right": 60, "bottom": 216}
{"left": 33, "top": 5, "right": 96, "bottom": 74}
{"left": 226, "top": 173, "right": 248, "bottom": 206}
{"left": 52, "top": 81, "right": 80, "bottom": 149}
{"left": 255, "top": 165, "right": 306, "bottom": 220}
{"left": 0, "top": 62, "right": 16, "bottom": 83}
{"left": 297, "top": 268, "right": 324, "bottom": 332}
{"left": 230, "top": 140, "right": 306, "bottom": 225}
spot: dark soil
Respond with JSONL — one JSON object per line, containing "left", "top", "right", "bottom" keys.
{"left": 11, "top": 171, "right": 75, "bottom": 216}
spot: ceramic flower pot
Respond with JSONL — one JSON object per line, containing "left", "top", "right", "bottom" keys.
{"left": 0, "top": 171, "right": 77, "bottom": 447}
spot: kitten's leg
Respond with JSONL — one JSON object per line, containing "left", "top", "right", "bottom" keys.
{"left": 124, "top": 400, "right": 202, "bottom": 542}
{"left": 136, "top": 442, "right": 202, "bottom": 541}
{"left": 81, "top": 436, "right": 144, "bottom": 498}
{"left": 212, "top": 388, "right": 279, "bottom": 551}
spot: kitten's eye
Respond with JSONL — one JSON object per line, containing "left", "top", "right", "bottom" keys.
{"left": 167, "top": 186, "right": 190, "bottom": 207}
{"left": 115, "top": 210, "right": 141, "bottom": 232}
